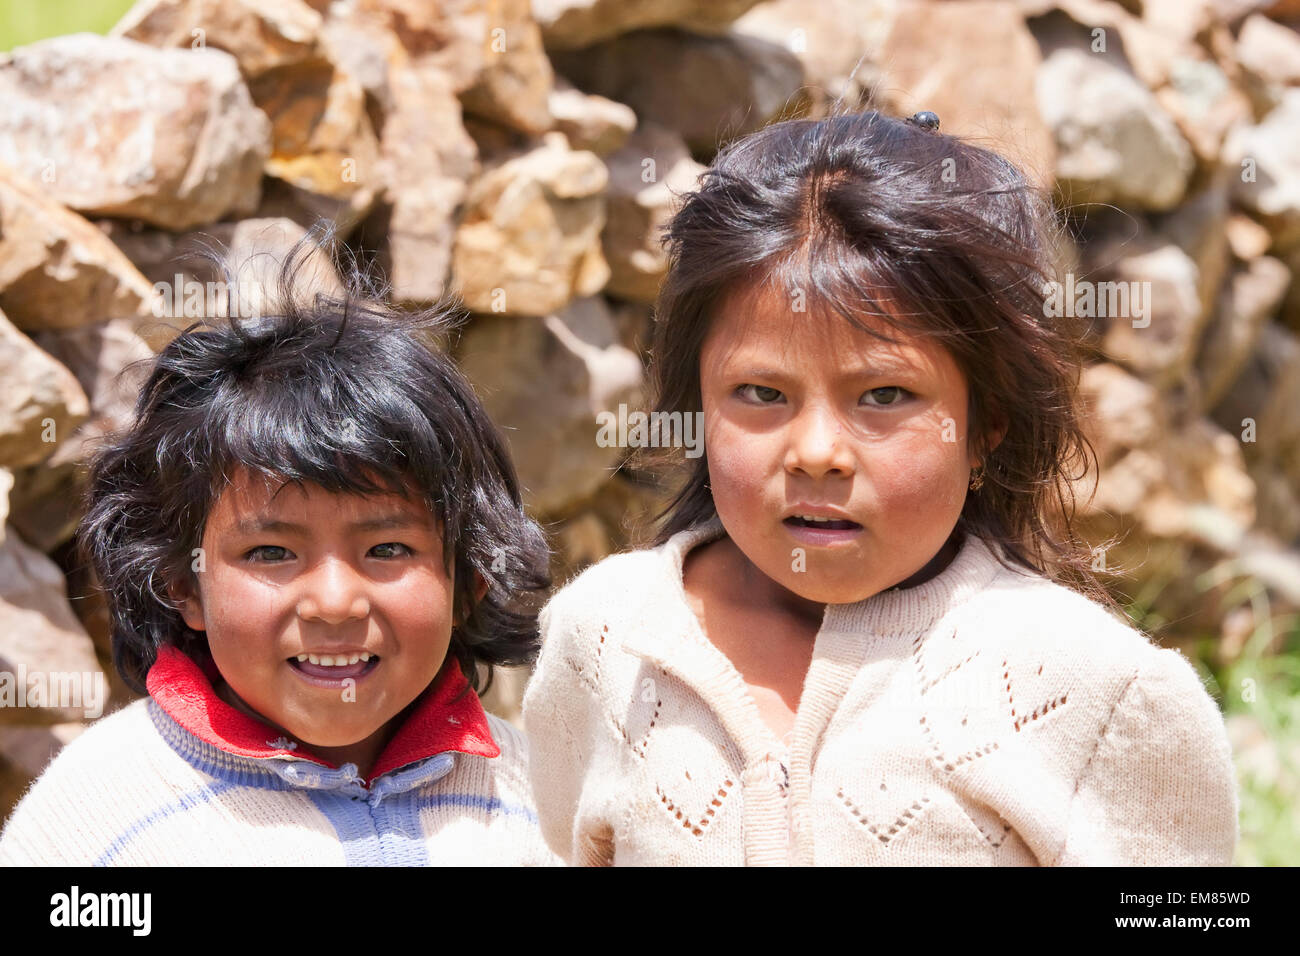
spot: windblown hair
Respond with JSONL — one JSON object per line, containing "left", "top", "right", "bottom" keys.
{"left": 645, "top": 108, "right": 1121, "bottom": 612}
{"left": 78, "top": 233, "right": 551, "bottom": 695}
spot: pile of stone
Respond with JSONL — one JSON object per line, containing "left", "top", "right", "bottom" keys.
{"left": 1, "top": 0, "right": 1298, "bottom": 815}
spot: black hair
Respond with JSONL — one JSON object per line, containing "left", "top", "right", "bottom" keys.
{"left": 77, "top": 231, "right": 551, "bottom": 695}
{"left": 644, "top": 108, "right": 1122, "bottom": 614}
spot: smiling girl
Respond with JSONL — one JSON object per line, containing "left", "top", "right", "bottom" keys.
{"left": 521, "top": 109, "right": 1239, "bottom": 866}
{"left": 0, "top": 246, "right": 558, "bottom": 866}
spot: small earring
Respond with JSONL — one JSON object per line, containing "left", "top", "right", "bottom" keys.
{"left": 969, "top": 466, "right": 985, "bottom": 491}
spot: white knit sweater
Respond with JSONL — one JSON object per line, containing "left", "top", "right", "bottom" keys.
{"left": 522, "top": 517, "right": 1240, "bottom": 866}
{"left": 0, "top": 654, "right": 560, "bottom": 866}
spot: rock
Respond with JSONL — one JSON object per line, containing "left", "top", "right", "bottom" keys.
{"left": 732, "top": 0, "right": 897, "bottom": 117}
{"left": 371, "top": 61, "right": 479, "bottom": 304}
{"left": 101, "top": 217, "right": 343, "bottom": 334}
{"left": 533, "top": 0, "right": 766, "bottom": 50}
{"left": 1151, "top": 179, "right": 1231, "bottom": 325}
{"left": 0, "top": 723, "right": 88, "bottom": 821}
{"left": 1154, "top": 54, "right": 1253, "bottom": 166}
{"left": 250, "top": 56, "right": 382, "bottom": 202}
{"left": 1225, "top": 88, "right": 1300, "bottom": 251}
{"left": 455, "top": 297, "right": 643, "bottom": 516}
{"left": 602, "top": 122, "right": 706, "bottom": 303}
{"left": 0, "top": 307, "right": 91, "bottom": 471}
{"left": 1196, "top": 256, "right": 1291, "bottom": 411}
{"left": 0, "top": 526, "right": 109, "bottom": 726}
{"left": 353, "top": 0, "right": 552, "bottom": 134}
{"left": 456, "top": 0, "right": 555, "bottom": 136}
{"left": 0, "top": 34, "right": 271, "bottom": 231}
{"left": 548, "top": 77, "right": 636, "bottom": 155}
{"left": 0, "top": 164, "right": 161, "bottom": 333}
{"left": 1078, "top": 232, "right": 1205, "bottom": 390}
{"left": 451, "top": 132, "right": 608, "bottom": 315}
{"left": 1033, "top": 16, "right": 1194, "bottom": 210}
{"left": 871, "top": 0, "right": 1055, "bottom": 188}
{"left": 1225, "top": 212, "right": 1274, "bottom": 260}
{"left": 8, "top": 316, "right": 158, "bottom": 553}
{"left": 112, "top": 0, "right": 323, "bottom": 77}
{"left": 550, "top": 28, "right": 807, "bottom": 156}
{"left": 1210, "top": 321, "right": 1300, "bottom": 466}
{"left": 1234, "top": 12, "right": 1300, "bottom": 116}
{"left": 1078, "top": 362, "right": 1165, "bottom": 470}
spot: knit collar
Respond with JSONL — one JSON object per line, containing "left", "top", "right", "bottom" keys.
{"left": 639, "top": 514, "right": 1019, "bottom": 655}
{"left": 146, "top": 645, "right": 500, "bottom": 784}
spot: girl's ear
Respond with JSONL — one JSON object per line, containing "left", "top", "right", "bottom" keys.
{"left": 472, "top": 571, "right": 489, "bottom": 603}
{"left": 167, "top": 577, "right": 207, "bottom": 632}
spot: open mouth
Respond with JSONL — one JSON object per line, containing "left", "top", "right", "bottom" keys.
{"left": 783, "top": 515, "right": 862, "bottom": 531}
{"left": 288, "top": 654, "right": 380, "bottom": 681}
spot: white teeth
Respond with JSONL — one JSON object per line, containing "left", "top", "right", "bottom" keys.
{"left": 799, "top": 514, "right": 836, "bottom": 523}
{"left": 297, "top": 652, "right": 374, "bottom": 667}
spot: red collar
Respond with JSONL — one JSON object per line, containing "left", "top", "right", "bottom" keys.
{"left": 146, "top": 645, "right": 500, "bottom": 783}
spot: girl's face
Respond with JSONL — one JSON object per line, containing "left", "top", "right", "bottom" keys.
{"left": 699, "top": 281, "right": 989, "bottom": 608}
{"left": 173, "top": 468, "right": 456, "bottom": 770}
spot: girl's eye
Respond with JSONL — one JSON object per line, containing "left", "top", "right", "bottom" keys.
{"left": 245, "top": 545, "right": 291, "bottom": 563}
{"left": 861, "top": 386, "right": 909, "bottom": 407}
{"left": 738, "top": 384, "right": 783, "bottom": 403}
{"left": 369, "top": 542, "right": 413, "bottom": 559}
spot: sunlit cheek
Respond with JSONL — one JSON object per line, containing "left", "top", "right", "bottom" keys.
{"left": 706, "top": 423, "right": 776, "bottom": 506}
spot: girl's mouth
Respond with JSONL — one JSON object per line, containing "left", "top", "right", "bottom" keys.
{"left": 782, "top": 515, "right": 863, "bottom": 546}
{"left": 288, "top": 654, "right": 380, "bottom": 683}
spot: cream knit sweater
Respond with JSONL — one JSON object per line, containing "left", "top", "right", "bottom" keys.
{"left": 522, "top": 517, "right": 1240, "bottom": 866}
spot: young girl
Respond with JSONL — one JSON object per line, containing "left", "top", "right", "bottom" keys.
{"left": 0, "top": 245, "right": 560, "bottom": 866}
{"left": 521, "top": 109, "right": 1239, "bottom": 866}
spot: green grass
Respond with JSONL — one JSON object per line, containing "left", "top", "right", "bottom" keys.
{"left": 1123, "top": 556, "right": 1300, "bottom": 867}
{"left": 0, "top": 0, "right": 138, "bottom": 52}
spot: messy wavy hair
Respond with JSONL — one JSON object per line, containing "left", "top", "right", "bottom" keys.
{"left": 645, "top": 108, "right": 1121, "bottom": 612}
{"left": 78, "top": 233, "right": 551, "bottom": 695}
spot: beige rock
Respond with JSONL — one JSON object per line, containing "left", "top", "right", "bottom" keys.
{"left": 1078, "top": 362, "right": 1165, "bottom": 470}
{"left": 1036, "top": 41, "right": 1194, "bottom": 210}
{"left": 1210, "top": 320, "right": 1300, "bottom": 465}
{"left": 113, "top": 0, "right": 323, "bottom": 77}
{"left": 1235, "top": 13, "right": 1300, "bottom": 115}
{"left": 457, "top": 0, "right": 555, "bottom": 136}
{"left": 0, "top": 527, "right": 109, "bottom": 726}
{"left": 0, "top": 34, "right": 270, "bottom": 231}
{"left": 353, "top": 0, "right": 552, "bottom": 134}
{"left": 1154, "top": 55, "right": 1253, "bottom": 166}
{"left": 99, "top": 216, "right": 343, "bottom": 348}
{"left": 602, "top": 123, "right": 706, "bottom": 303}
{"left": 1197, "top": 256, "right": 1291, "bottom": 411}
{"left": 0, "top": 307, "right": 91, "bottom": 471}
{"left": 0, "top": 723, "right": 88, "bottom": 820}
{"left": 872, "top": 1, "right": 1055, "bottom": 189}
{"left": 533, "top": 0, "right": 766, "bottom": 50}
{"left": 548, "top": 78, "right": 637, "bottom": 155}
{"left": 550, "top": 28, "right": 807, "bottom": 156}
{"left": 1153, "top": 179, "right": 1231, "bottom": 325}
{"left": 733, "top": 0, "right": 898, "bottom": 116}
{"left": 1224, "top": 88, "right": 1300, "bottom": 251}
{"left": 251, "top": 57, "right": 382, "bottom": 202}
{"left": 1079, "top": 237, "right": 1205, "bottom": 390}
{"left": 452, "top": 132, "right": 608, "bottom": 315}
{"left": 375, "top": 61, "right": 480, "bottom": 304}
{"left": 0, "top": 165, "right": 161, "bottom": 333}
{"left": 1225, "top": 212, "right": 1274, "bottom": 260}
{"left": 456, "top": 297, "right": 643, "bottom": 516}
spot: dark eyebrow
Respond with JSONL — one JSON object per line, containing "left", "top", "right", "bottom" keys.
{"left": 233, "top": 513, "right": 434, "bottom": 536}
{"left": 736, "top": 361, "right": 913, "bottom": 382}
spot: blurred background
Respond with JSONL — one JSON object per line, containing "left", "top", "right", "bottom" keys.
{"left": 0, "top": 0, "right": 1296, "bottom": 865}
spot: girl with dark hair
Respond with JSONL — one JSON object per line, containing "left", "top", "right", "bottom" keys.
{"left": 522, "top": 110, "right": 1238, "bottom": 866}
{"left": 0, "top": 239, "right": 559, "bottom": 866}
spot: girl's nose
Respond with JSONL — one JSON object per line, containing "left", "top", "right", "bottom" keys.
{"left": 784, "top": 404, "right": 855, "bottom": 478}
{"left": 295, "top": 557, "right": 371, "bottom": 624}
